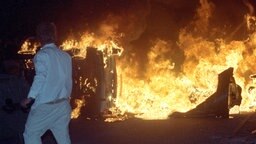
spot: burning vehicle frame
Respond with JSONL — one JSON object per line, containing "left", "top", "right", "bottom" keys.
{"left": 15, "top": 37, "right": 123, "bottom": 120}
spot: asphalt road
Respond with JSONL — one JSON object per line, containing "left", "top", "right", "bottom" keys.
{"left": 69, "top": 113, "right": 256, "bottom": 144}
{"left": 1, "top": 112, "right": 256, "bottom": 144}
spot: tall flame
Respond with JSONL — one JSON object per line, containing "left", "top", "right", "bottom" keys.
{"left": 110, "top": 1, "right": 256, "bottom": 120}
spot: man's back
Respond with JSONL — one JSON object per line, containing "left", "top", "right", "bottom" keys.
{"left": 28, "top": 43, "right": 72, "bottom": 106}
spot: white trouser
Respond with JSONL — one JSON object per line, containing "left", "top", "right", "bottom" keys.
{"left": 23, "top": 100, "right": 71, "bottom": 144}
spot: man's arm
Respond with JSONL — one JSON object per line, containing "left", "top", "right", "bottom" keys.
{"left": 27, "top": 51, "right": 48, "bottom": 99}
{"left": 21, "top": 51, "right": 48, "bottom": 108}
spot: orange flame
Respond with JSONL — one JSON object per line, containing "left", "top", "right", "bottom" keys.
{"left": 71, "top": 98, "right": 86, "bottom": 119}
{"left": 18, "top": 37, "right": 40, "bottom": 55}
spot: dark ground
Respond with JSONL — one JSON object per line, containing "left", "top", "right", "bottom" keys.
{"left": 1, "top": 112, "right": 256, "bottom": 144}
{"left": 69, "top": 113, "right": 256, "bottom": 144}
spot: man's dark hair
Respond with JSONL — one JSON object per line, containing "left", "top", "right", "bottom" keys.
{"left": 36, "top": 22, "right": 57, "bottom": 44}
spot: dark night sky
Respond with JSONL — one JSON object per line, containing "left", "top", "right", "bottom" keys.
{"left": 0, "top": 0, "right": 256, "bottom": 59}
{"left": 0, "top": 0, "right": 151, "bottom": 40}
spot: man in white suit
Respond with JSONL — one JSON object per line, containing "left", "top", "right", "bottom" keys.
{"left": 21, "top": 22, "right": 72, "bottom": 144}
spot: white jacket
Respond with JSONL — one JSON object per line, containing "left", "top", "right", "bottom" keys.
{"left": 28, "top": 43, "right": 72, "bottom": 106}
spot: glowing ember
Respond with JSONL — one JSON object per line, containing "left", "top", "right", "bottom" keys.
{"left": 24, "top": 59, "right": 34, "bottom": 70}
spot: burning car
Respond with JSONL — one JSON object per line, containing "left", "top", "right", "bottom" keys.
{"left": 69, "top": 47, "right": 118, "bottom": 119}
{"left": 17, "top": 35, "right": 123, "bottom": 120}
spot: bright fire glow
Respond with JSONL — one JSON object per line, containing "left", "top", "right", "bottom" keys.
{"left": 18, "top": 37, "right": 40, "bottom": 55}
{"left": 61, "top": 32, "right": 123, "bottom": 61}
{"left": 18, "top": 0, "right": 256, "bottom": 121}
{"left": 71, "top": 98, "right": 86, "bottom": 119}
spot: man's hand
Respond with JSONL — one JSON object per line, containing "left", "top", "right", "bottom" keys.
{"left": 21, "top": 98, "right": 34, "bottom": 109}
